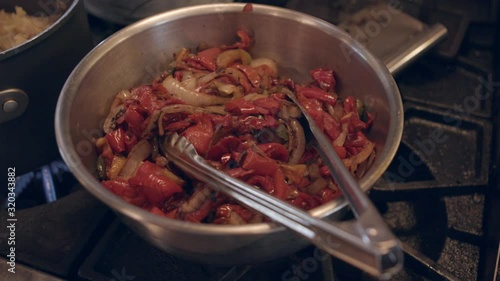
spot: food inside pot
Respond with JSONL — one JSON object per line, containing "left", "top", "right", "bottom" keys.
{"left": 0, "top": 6, "right": 61, "bottom": 51}
{"left": 94, "top": 31, "right": 376, "bottom": 224}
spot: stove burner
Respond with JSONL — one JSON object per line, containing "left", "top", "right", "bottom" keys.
{"left": 5, "top": 160, "right": 79, "bottom": 210}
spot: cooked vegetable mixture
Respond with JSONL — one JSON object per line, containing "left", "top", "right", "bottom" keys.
{"left": 95, "top": 30, "right": 375, "bottom": 224}
{"left": 0, "top": 6, "right": 59, "bottom": 51}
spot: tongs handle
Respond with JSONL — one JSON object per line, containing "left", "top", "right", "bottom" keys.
{"left": 285, "top": 91, "right": 403, "bottom": 275}
{"left": 165, "top": 133, "right": 403, "bottom": 279}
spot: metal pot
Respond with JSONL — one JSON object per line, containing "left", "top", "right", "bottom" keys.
{"left": 0, "top": 0, "right": 93, "bottom": 175}
{"left": 55, "top": 4, "right": 403, "bottom": 265}
{"left": 84, "top": 0, "right": 234, "bottom": 25}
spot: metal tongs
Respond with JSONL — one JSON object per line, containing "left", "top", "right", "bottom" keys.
{"left": 164, "top": 92, "right": 403, "bottom": 279}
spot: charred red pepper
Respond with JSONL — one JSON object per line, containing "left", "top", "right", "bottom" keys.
{"left": 102, "top": 178, "right": 146, "bottom": 207}
{"left": 181, "top": 115, "right": 214, "bottom": 156}
{"left": 234, "top": 64, "right": 261, "bottom": 87}
{"left": 297, "top": 86, "right": 337, "bottom": 106}
{"left": 105, "top": 128, "right": 126, "bottom": 154}
{"left": 206, "top": 136, "right": 242, "bottom": 161}
{"left": 257, "top": 143, "right": 289, "bottom": 162}
{"left": 195, "top": 47, "right": 221, "bottom": 71}
{"left": 247, "top": 175, "right": 274, "bottom": 193}
{"left": 310, "top": 68, "right": 336, "bottom": 91}
{"left": 272, "top": 168, "right": 288, "bottom": 200}
{"left": 129, "top": 161, "right": 183, "bottom": 206}
{"left": 242, "top": 149, "right": 278, "bottom": 176}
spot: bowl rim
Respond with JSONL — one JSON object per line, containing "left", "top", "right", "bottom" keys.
{"left": 0, "top": 0, "right": 81, "bottom": 60}
{"left": 55, "top": 3, "right": 404, "bottom": 235}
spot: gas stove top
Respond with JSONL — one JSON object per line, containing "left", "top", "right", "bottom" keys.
{"left": 1, "top": 1, "right": 499, "bottom": 280}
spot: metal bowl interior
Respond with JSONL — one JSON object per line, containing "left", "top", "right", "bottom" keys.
{"left": 55, "top": 3, "right": 403, "bottom": 264}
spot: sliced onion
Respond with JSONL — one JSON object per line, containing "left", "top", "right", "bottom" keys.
{"left": 119, "top": 140, "right": 152, "bottom": 179}
{"left": 342, "top": 141, "right": 375, "bottom": 172}
{"left": 329, "top": 103, "right": 344, "bottom": 121}
{"left": 181, "top": 71, "right": 197, "bottom": 90}
{"left": 215, "top": 82, "right": 236, "bottom": 95}
{"left": 142, "top": 110, "right": 161, "bottom": 138}
{"left": 250, "top": 57, "right": 278, "bottom": 76}
{"left": 355, "top": 150, "right": 376, "bottom": 178}
{"left": 197, "top": 72, "right": 218, "bottom": 86}
{"left": 332, "top": 123, "right": 348, "bottom": 147}
{"left": 203, "top": 105, "right": 227, "bottom": 115}
{"left": 243, "top": 92, "right": 267, "bottom": 101}
{"left": 306, "top": 177, "right": 327, "bottom": 195}
{"left": 116, "top": 90, "right": 133, "bottom": 102}
{"left": 216, "top": 49, "right": 252, "bottom": 68}
{"left": 287, "top": 119, "right": 306, "bottom": 164}
{"left": 279, "top": 101, "right": 302, "bottom": 120}
{"left": 228, "top": 210, "right": 247, "bottom": 225}
{"left": 248, "top": 213, "right": 263, "bottom": 223}
{"left": 308, "top": 163, "right": 320, "bottom": 179}
{"left": 174, "top": 48, "right": 189, "bottom": 65}
{"left": 280, "top": 164, "right": 307, "bottom": 184}
{"left": 162, "top": 75, "right": 229, "bottom": 106}
{"left": 103, "top": 104, "right": 125, "bottom": 133}
{"left": 181, "top": 188, "right": 211, "bottom": 213}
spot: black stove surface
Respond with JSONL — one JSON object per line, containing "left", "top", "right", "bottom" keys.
{"left": 1, "top": 1, "right": 499, "bottom": 281}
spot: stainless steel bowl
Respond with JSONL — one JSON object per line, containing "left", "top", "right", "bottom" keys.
{"left": 55, "top": 3, "right": 403, "bottom": 264}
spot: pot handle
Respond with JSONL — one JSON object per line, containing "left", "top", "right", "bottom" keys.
{"left": 0, "top": 89, "right": 29, "bottom": 124}
{"left": 382, "top": 23, "right": 447, "bottom": 75}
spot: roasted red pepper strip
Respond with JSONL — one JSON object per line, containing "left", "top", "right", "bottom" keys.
{"left": 322, "top": 111, "right": 340, "bottom": 141}
{"left": 257, "top": 143, "right": 289, "bottom": 162}
{"left": 225, "top": 99, "right": 262, "bottom": 115}
{"left": 242, "top": 149, "right": 278, "bottom": 176}
{"left": 102, "top": 178, "right": 146, "bottom": 207}
{"left": 242, "top": 3, "right": 253, "bottom": 12}
{"left": 343, "top": 96, "right": 357, "bottom": 114}
{"left": 253, "top": 96, "right": 282, "bottom": 115}
{"left": 123, "top": 108, "right": 144, "bottom": 138}
{"left": 235, "top": 115, "right": 278, "bottom": 132}
{"left": 310, "top": 68, "right": 336, "bottom": 91}
{"left": 321, "top": 188, "right": 341, "bottom": 204}
{"left": 297, "top": 86, "right": 337, "bottom": 106}
{"left": 206, "top": 136, "right": 242, "bottom": 161}
{"left": 345, "top": 131, "right": 368, "bottom": 147}
{"left": 235, "top": 30, "right": 253, "bottom": 50}
{"left": 134, "top": 85, "right": 156, "bottom": 114}
{"left": 234, "top": 64, "right": 261, "bottom": 88}
{"left": 273, "top": 168, "right": 288, "bottom": 200}
{"left": 105, "top": 128, "right": 126, "bottom": 154}
{"left": 334, "top": 146, "right": 347, "bottom": 159}
{"left": 226, "top": 167, "right": 255, "bottom": 179}
{"left": 196, "top": 47, "right": 221, "bottom": 71}
{"left": 222, "top": 67, "right": 252, "bottom": 93}
{"left": 297, "top": 93, "right": 325, "bottom": 131}
{"left": 149, "top": 205, "right": 170, "bottom": 217}
{"left": 129, "top": 161, "right": 183, "bottom": 206}
{"left": 247, "top": 175, "right": 274, "bottom": 193}
{"left": 319, "top": 165, "right": 331, "bottom": 177}
{"left": 182, "top": 115, "right": 214, "bottom": 156}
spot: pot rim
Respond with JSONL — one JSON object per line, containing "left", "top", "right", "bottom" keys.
{"left": 0, "top": 0, "right": 80, "bottom": 60}
{"left": 55, "top": 3, "right": 403, "bottom": 235}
